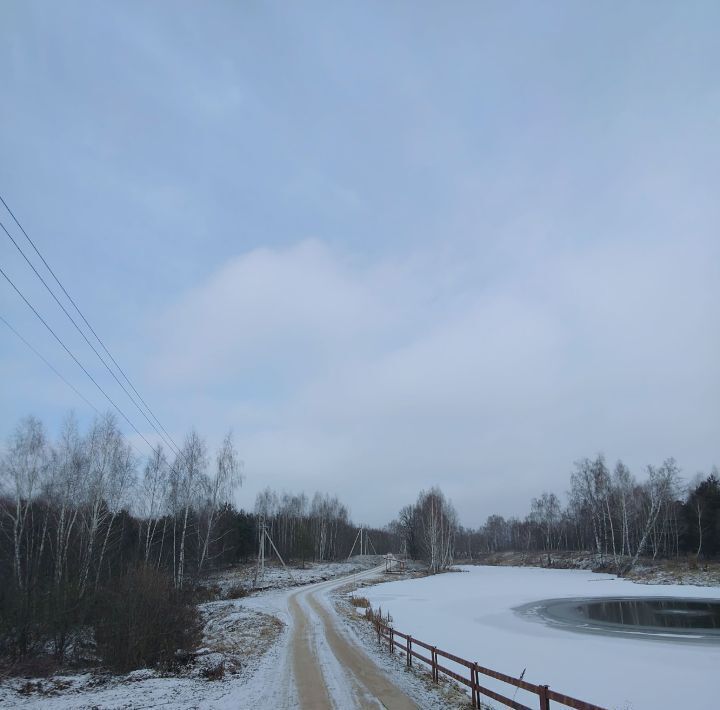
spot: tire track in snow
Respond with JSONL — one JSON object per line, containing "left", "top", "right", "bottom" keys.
{"left": 286, "top": 566, "right": 418, "bottom": 710}
{"left": 306, "top": 587, "right": 416, "bottom": 709}
{"left": 295, "top": 590, "right": 359, "bottom": 708}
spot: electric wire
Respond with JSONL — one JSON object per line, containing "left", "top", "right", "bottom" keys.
{"left": 0, "top": 192, "right": 182, "bottom": 455}
{"left": 0, "top": 264, "right": 162, "bottom": 458}
{"left": 1, "top": 218, "right": 181, "bottom": 459}
{"left": 1, "top": 313, "right": 102, "bottom": 417}
{"left": 0, "top": 313, "right": 152, "bottom": 462}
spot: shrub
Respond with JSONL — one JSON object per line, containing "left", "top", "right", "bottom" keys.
{"left": 224, "top": 584, "right": 248, "bottom": 600}
{"left": 94, "top": 565, "right": 201, "bottom": 672}
{"left": 202, "top": 660, "right": 225, "bottom": 680}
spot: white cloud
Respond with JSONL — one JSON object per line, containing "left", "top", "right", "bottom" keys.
{"left": 145, "top": 235, "right": 719, "bottom": 526}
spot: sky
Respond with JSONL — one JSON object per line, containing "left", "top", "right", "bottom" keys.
{"left": 1, "top": 1, "right": 718, "bottom": 527}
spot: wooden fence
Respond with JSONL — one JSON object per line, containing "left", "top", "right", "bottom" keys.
{"left": 374, "top": 618, "right": 607, "bottom": 710}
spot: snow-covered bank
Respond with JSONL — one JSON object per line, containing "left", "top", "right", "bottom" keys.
{"left": 363, "top": 565, "right": 720, "bottom": 710}
{"left": 468, "top": 551, "right": 720, "bottom": 587}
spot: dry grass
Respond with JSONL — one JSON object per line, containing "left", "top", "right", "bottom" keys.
{"left": 350, "top": 595, "right": 371, "bottom": 608}
{"left": 363, "top": 605, "right": 392, "bottom": 624}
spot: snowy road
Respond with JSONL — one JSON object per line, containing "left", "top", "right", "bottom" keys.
{"left": 0, "top": 567, "right": 456, "bottom": 710}
{"left": 0, "top": 565, "right": 433, "bottom": 709}
{"left": 260, "top": 565, "right": 418, "bottom": 709}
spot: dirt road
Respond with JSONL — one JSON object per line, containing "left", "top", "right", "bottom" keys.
{"left": 283, "top": 566, "right": 418, "bottom": 709}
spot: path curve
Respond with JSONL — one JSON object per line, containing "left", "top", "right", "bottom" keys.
{"left": 285, "top": 565, "right": 418, "bottom": 709}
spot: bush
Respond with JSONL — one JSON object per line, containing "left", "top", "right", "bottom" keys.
{"left": 94, "top": 565, "right": 201, "bottom": 672}
{"left": 224, "top": 584, "right": 248, "bottom": 600}
{"left": 201, "top": 659, "right": 225, "bottom": 680}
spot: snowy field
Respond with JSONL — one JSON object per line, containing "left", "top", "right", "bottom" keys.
{"left": 363, "top": 565, "right": 720, "bottom": 710}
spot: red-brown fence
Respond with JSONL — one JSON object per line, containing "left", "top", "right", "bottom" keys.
{"left": 373, "top": 618, "right": 607, "bottom": 710}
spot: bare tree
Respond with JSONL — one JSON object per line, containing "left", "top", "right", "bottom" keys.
{"left": 173, "top": 430, "right": 208, "bottom": 589}
{"left": 0, "top": 416, "right": 49, "bottom": 590}
{"left": 416, "top": 487, "right": 457, "bottom": 572}
{"left": 630, "top": 459, "right": 681, "bottom": 569}
{"left": 530, "top": 492, "right": 561, "bottom": 552}
{"left": 198, "top": 431, "right": 243, "bottom": 574}
{"left": 77, "top": 414, "right": 134, "bottom": 598}
{"left": 139, "top": 445, "right": 169, "bottom": 564}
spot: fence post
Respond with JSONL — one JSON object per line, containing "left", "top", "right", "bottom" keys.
{"left": 431, "top": 647, "right": 438, "bottom": 683}
{"left": 538, "top": 684, "right": 551, "bottom": 710}
{"left": 389, "top": 628, "right": 394, "bottom": 654}
{"left": 407, "top": 636, "right": 412, "bottom": 668}
{"left": 471, "top": 663, "right": 478, "bottom": 709}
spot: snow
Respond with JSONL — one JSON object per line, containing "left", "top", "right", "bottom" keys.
{"left": 11, "top": 560, "right": 712, "bottom": 710}
{"left": 0, "top": 559, "right": 397, "bottom": 710}
{"left": 328, "top": 582, "right": 475, "bottom": 709}
{"left": 205, "top": 558, "right": 374, "bottom": 594}
{"left": 213, "top": 564, "right": 469, "bottom": 708}
{"left": 0, "top": 601, "right": 284, "bottom": 709}
{"left": 362, "top": 565, "right": 720, "bottom": 710}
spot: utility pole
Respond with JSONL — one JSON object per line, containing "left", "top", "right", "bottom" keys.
{"left": 254, "top": 519, "right": 295, "bottom": 588}
{"left": 348, "top": 524, "right": 378, "bottom": 559}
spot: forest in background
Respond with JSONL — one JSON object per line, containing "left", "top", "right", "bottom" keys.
{"left": 1, "top": 411, "right": 718, "bottom": 673}
{"left": 459, "top": 455, "right": 720, "bottom": 569}
{"left": 0, "top": 413, "right": 390, "bottom": 671}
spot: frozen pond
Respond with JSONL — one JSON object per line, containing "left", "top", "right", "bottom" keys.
{"left": 520, "top": 596, "right": 720, "bottom": 641}
{"left": 363, "top": 565, "right": 720, "bottom": 710}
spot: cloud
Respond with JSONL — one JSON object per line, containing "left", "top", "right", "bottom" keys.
{"left": 5, "top": 2, "right": 718, "bottom": 528}
{"left": 150, "top": 240, "right": 410, "bottom": 386}
{"left": 145, "top": 235, "right": 719, "bottom": 526}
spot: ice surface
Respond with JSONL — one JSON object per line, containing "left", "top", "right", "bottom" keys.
{"left": 363, "top": 565, "right": 720, "bottom": 710}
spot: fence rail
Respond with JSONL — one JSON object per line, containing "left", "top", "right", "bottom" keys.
{"left": 373, "top": 619, "right": 606, "bottom": 710}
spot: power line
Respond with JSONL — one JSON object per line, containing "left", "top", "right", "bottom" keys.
{"left": 0, "top": 265, "right": 161, "bottom": 458}
{"left": 0, "top": 313, "right": 151, "bottom": 462}
{"left": 1, "top": 313, "right": 102, "bottom": 416}
{"left": 0, "top": 192, "right": 182, "bottom": 455}
{"left": 0, "top": 217, "right": 182, "bottom": 459}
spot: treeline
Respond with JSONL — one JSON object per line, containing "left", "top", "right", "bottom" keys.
{"left": 5, "top": 409, "right": 714, "bottom": 671}
{"left": 0, "top": 413, "right": 392, "bottom": 669}
{"left": 463, "top": 455, "right": 720, "bottom": 567}
{"left": 253, "top": 487, "right": 394, "bottom": 564}
{"left": 0, "top": 413, "right": 244, "bottom": 667}
{"left": 392, "top": 487, "right": 458, "bottom": 572}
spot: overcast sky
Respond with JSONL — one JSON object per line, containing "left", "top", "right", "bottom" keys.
{"left": 1, "top": 2, "right": 718, "bottom": 527}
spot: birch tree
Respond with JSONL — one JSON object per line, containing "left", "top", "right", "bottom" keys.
{"left": 173, "top": 430, "right": 208, "bottom": 589}
{"left": 198, "top": 431, "right": 243, "bottom": 574}
{"left": 139, "top": 446, "right": 169, "bottom": 564}
{"left": 630, "top": 459, "right": 681, "bottom": 569}
{"left": 417, "top": 487, "right": 457, "bottom": 572}
{"left": 0, "top": 416, "right": 49, "bottom": 591}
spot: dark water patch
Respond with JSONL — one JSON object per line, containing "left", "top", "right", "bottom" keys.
{"left": 517, "top": 596, "right": 720, "bottom": 643}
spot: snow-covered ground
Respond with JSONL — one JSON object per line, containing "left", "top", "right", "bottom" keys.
{"left": 0, "top": 602, "right": 285, "bottom": 709}
{"left": 363, "top": 565, "right": 720, "bottom": 710}
{"left": 229, "top": 565, "right": 464, "bottom": 708}
{"left": 204, "top": 557, "right": 376, "bottom": 595}
{"left": 0, "top": 559, "right": 428, "bottom": 710}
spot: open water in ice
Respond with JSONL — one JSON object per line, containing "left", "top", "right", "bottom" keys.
{"left": 519, "top": 596, "right": 720, "bottom": 641}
